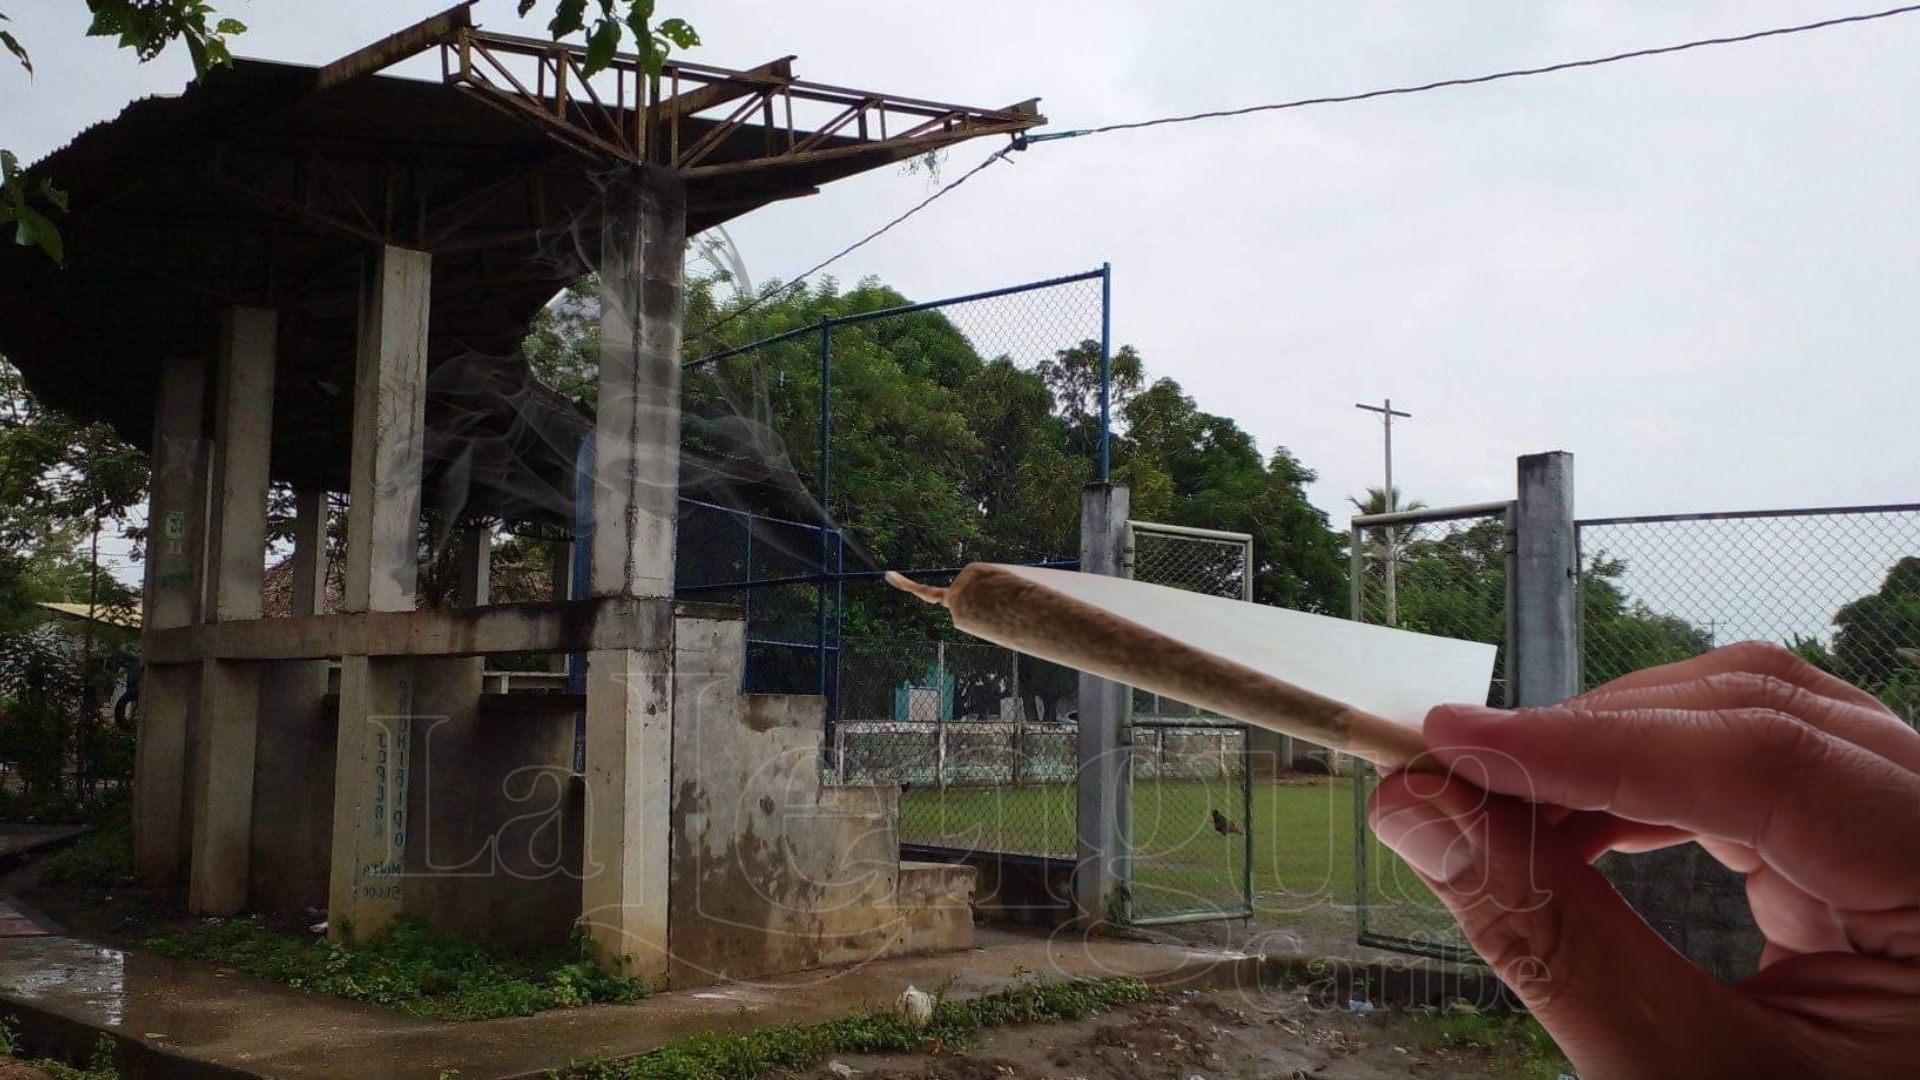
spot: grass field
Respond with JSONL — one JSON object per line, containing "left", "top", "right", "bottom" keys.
{"left": 900, "top": 776, "right": 1458, "bottom": 944}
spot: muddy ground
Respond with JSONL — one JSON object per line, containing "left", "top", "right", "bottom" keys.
{"left": 787, "top": 989, "right": 1568, "bottom": 1080}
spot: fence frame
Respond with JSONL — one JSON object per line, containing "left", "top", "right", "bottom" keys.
{"left": 1348, "top": 499, "right": 1515, "bottom": 963}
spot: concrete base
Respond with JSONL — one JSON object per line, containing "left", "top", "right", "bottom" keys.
{"left": 668, "top": 614, "right": 975, "bottom": 987}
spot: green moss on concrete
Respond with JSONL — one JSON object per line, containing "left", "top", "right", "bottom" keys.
{"left": 144, "top": 917, "right": 651, "bottom": 1021}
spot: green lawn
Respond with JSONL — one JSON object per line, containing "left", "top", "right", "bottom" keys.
{"left": 900, "top": 776, "right": 1458, "bottom": 944}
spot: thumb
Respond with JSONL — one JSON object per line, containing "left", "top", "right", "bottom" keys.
{"left": 1368, "top": 767, "right": 1790, "bottom": 1079}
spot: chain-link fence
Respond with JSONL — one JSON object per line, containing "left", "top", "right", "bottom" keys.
{"left": 1122, "top": 521, "right": 1255, "bottom": 923}
{"left": 1576, "top": 502, "right": 1920, "bottom": 978}
{"left": 832, "top": 636, "right": 1078, "bottom": 857}
{"left": 678, "top": 268, "right": 1108, "bottom": 725}
{"left": 1347, "top": 502, "right": 1513, "bottom": 961}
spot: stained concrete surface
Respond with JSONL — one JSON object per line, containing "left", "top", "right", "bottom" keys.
{"left": 0, "top": 923, "right": 1272, "bottom": 1079}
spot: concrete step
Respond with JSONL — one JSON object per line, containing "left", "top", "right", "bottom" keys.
{"left": 895, "top": 860, "right": 977, "bottom": 955}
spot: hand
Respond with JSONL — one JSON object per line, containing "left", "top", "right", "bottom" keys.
{"left": 1367, "top": 641, "right": 1920, "bottom": 1080}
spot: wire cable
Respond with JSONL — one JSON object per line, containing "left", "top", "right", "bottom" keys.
{"left": 1031, "top": 3, "right": 1920, "bottom": 143}
{"left": 692, "top": 144, "right": 1017, "bottom": 340}
{"left": 696, "top": 3, "right": 1920, "bottom": 340}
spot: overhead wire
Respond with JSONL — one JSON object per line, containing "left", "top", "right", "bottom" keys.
{"left": 694, "top": 3, "right": 1920, "bottom": 339}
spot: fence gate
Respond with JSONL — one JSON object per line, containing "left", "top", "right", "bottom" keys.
{"left": 1348, "top": 500, "right": 1514, "bottom": 961}
{"left": 1121, "top": 521, "right": 1255, "bottom": 924}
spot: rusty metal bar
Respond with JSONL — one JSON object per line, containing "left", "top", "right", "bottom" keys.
{"left": 315, "top": 1, "right": 475, "bottom": 91}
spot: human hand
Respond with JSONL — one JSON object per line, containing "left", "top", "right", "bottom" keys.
{"left": 1367, "top": 641, "right": 1920, "bottom": 1079}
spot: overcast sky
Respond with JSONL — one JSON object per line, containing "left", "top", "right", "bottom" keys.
{"left": 8, "top": 0, "right": 1919, "bottom": 568}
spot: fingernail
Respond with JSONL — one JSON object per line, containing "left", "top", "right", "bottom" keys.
{"left": 1430, "top": 703, "right": 1510, "bottom": 725}
{"left": 1373, "top": 800, "right": 1475, "bottom": 886}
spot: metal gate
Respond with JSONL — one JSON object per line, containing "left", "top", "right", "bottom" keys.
{"left": 1121, "top": 520, "right": 1255, "bottom": 924}
{"left": 1348, "top": 500, "right": 1514, "bottom": 960}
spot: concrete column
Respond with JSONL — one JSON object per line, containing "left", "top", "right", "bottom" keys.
{"left": 454, "top": 526, "right": 491, "bottom": 608}
{"left": 330, "top": 245, "right": 431, "bottom": 940}
{"left": 134, "top": 354, "right": 208, "bottom": 887}
{"left": 327, "top": 655, "right": 414, "bottom": 939}
{"left": 203, "top": 307, "right": 277, "bottom": 623}
{"left": 343, "top": 246, "right": 431, "bottom": 614}
{"left": 589, "top": 169, "right": 685, "bottom": 600}
{"left": 1512, "top": 451, "right": 1579, "bottom": 706}
{"left": 189, "top": 307, "right": 277, "bottom": 914}
{"left": 289, "top": 488, "right": 330, "bottom": 617}
{"left": 1074, "top": 482, "right": 1130, "bottom": 926}
{"left": 580, "top": 169, "right": 685, "bottom": 975}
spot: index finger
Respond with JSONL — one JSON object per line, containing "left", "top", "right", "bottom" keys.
{"left": 1573, "top": 640, "right": 1893, "bottom": 716}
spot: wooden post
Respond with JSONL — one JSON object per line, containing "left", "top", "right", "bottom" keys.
{"left": 581, "top": 168, "right": 685, "bottom": 975}
{"left": 133, "top": 354, "right": 208, "bottom": 886}
{"left": 330, "top": 246, "right": 431, "bottom": 941}
{"left": 188, "top": 307, "right": 276, "bottom": 914}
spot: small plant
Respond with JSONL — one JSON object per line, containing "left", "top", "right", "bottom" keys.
{"left": 38, "top": 821, "right": 133, "bottom": 890}
{"left": 144, "top": 916, "right": 650, "bottom": 1021}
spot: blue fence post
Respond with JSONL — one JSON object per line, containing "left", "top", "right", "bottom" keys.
{"left": 569, "top": 432, "right": 596, "bottom": 773}
{"left": 816, "top": 320, "right": 834, "bottom": 696}
{"left": 1099, "top": 262, "right": 1113, "bottom": 483}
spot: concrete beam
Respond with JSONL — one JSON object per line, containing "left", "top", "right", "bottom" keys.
{"left": 290, "top": 489, "right": 330, "bottom": 617}
{"left": 134, "top": 355, "right": 209, "bottom": 887}
{"left": 344, "top": 245, "right": 432, "bottom": 614}
{"left": 142, "top": 595, "right": 694, "bottom": 664}
{"left": 590, "top": 170, "right": 686, "bottom": 600}
{"left": 454, "top": 526, "right": 491, "bottom": 608}
{"left": 1513, "top": 451, "right": 1579, "bottom": 706}
{"left": 1074, "top": 483, "right": 1130, "bottom": 927}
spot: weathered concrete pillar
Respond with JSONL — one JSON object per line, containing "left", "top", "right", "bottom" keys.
{"left": 454, "top": 526, "right": 491, "bottom": 608}
{"left": 1074, "top": 482, "right": 1130, "bottom": 926}
{"left": 289, "top": 488, "right": 330, "bottom": 616}
{"left": 343, "top": 246, "right": 431, "bottom": 615}
{"left": 1512, "top": 452, "right": 1579, "bottom": 706}
{"left": 580, "top": 169, "right": 685, "bottom": 974}
{"left": 330, "top": 245, "right": 431, "bottom": 941}
{"left": 134, "top": 354, "right": 208, "bottom": 886}
{"left": 549, "top": 539, "right": 575, "bottom": 672}
{"left": 189, "top": 307, "right": 277, "bottom": 914}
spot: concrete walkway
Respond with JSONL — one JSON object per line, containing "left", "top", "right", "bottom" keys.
{"left": 0, "top": 921, "right": 1276, "bottom": 1079}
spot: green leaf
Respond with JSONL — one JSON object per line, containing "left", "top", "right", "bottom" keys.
{"left": 214, "top": 18, "right": 247, "bottom": 35}
{"left": 37, "top": 180, "right": 68, "bottom": 213}
{"left": 658, "top": 18, "right": 699, "bottom": 49}
{"left": 583, "top": 19, "right": 620, "bottom": 75}
{"left": 1, "top": 28, "right": 31, "bottom": 76}
{"left": 547, "top": 0, "right": 588, "bottom": 38}
{"left": 13, "top": 203, "right": 62, "bottom": 264}
{"left": 516, "top": 0, "right": 537, "bottom": 16}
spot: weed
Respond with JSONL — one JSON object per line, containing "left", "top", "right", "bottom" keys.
{"left": 1408, "top": 1002, "right": 1568, "bottom": 1080}
{"left": 144, "top": 916, "right": 650, "bottom": 1021}
{"left": 560, "top": 977, "right": 1156, "bottom": 1080}
{"left": 38, "top": 822, "right": 133, "bottom": 890}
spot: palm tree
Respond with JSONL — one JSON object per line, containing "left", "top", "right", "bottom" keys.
{"left": 1348, "top": 486, "right": 1426, "bottom": 624}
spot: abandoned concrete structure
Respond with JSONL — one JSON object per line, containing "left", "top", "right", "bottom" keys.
{"left": 0, "top": 4, "right": 1040, "bottom": 981}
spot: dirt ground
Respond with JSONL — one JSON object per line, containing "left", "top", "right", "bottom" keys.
{"left": 788, "top": 989, "right": 1567, "bottom": 1080}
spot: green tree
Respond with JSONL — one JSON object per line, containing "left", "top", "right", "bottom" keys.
{"left": 1831, "top": 557, "right": 1920, "bottom": 723}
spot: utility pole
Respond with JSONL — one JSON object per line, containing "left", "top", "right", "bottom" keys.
{"left": 1355, "top": 398, "right": 1412, "bottom": 624}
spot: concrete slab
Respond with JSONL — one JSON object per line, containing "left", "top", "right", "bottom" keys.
{"left": 0, "top": 923, "right": 1271, "bottom": 1080}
